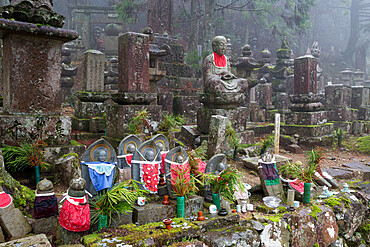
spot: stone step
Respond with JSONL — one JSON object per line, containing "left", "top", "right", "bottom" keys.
{"left": 0, "top": 234, "right": 51, "bottom": 247}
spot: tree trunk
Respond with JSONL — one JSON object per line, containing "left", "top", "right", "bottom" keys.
{"left": 189, "top": 0, "right": 200, "bottom": 52}
{"left": 343, "top": 0, "right": 360, "bottom": 66}
{"left": 203, "top": 0, "right": 216, "bottom": 53}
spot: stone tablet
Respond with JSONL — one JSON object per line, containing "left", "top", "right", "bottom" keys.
{"left": 164, "top": 146, "right": 189, "bottom": 198}
{"left": 81, "top": 139, "right": 117, "bottom": 195}
{"left": 131, "top": 140, "right": 161, "bottom": 193}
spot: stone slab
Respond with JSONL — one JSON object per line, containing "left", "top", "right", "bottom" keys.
{"left": 173, "top": 95, "right": 201, "bottom": 124}
{"left": 32, "top": 215, "right": 58, "bottom": 234}
{"left": 282, "top": 123, "right": 334, "bottom": 137}
{"left": 157, "top": 92, "right": 174, "bottom": 113}
{"left": 74, "top": 101, "right": 106, "bottom": 118}
{"left": 327, "top": 108, "right": 358, "bottom": 122}
{"left": 71, "top": 117, "right": 90, "bottom": 132}
{"left": 325, "top": 84, "right": 352, "bottom": 108}
{"left": 342, "top": 161, "right": 370, "bottom": 181}
{"left": 246, "top": 124, "right": 274, "bottom": 137}
{"left": 180, "top": 125, "right": 200, "bottom": 147}
{"left": 242, "top": 155, "right": 292, "bottom": 170}
{"left": 324, "top": 168, "right": 354, "bottom": 180}
{"left": 170, "top": 195, "right": 203, "bottom": 218}
{"left": 82, "top": 50, "right": 105, "bottom": 92}
{"left": 133, "top": 204, "right": 174, "bottom": 225}
{"left": 0, "top": 234, "right": 51, "bottom": 247}
{"left": 0, "top": 206, "right": 32, "bottom": 239}
{"left": 285, "top": 111, "right": 327, "bottom": 125}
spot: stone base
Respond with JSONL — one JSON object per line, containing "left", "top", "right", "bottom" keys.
{"left": 197, "top": 106, "right": 249, "bottom": 134}
{"left": 299, "top": 135, "right": 335, "bottom": 147}
{"left": 359, "top": 107, "right": 370, "bottom": 120}
{"left": 32, "top": 216, "right": 58, "bottom": 234}
{"left": 72, "top": 117, "right": 89, "bottom": 132}
{"left": 0, "top": 114, "right": 71, "bottom": 145}
{"left": 242, "top": 155, "right": 292, "bottom": 170}
{"left": 56, "top": 225, "right": 88, "bottom": 245}
{"left": 173, "top": 95, "right": 201, "bottom": 124}
{"left": 285, "top": 111, "right": 327, "bottom": 125}
{"left": 0, "top": 203, "right": 32, "bottom": 239}
{"left": 0, "top": 234, "right": 51, "bottom": 247}
{"left": 170, "top": 195, "right": 203, "bottom": 218}
{"left": 179, "top": 125, "right": 200, "bottom": 147}
{"left": 327, "top": 108, "right": 358, "bottom": 121}
{"left": 246, "top": 123, "right": 274, "bottom": 137}
{"left": 74, "top": 101, "right": 106, "bottom": 119}
{"left": 133, "top": 204, "right": 174, "bottom": 225}
{"left": 282, "top": 123, "right": 334, "bottom": 137}
{"left": 105, "top": 104, "right": 162, "bottom": 140}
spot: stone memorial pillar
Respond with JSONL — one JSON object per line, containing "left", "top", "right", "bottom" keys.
{"left": 351, "top": 86, "right": 370, "bottom": 120}
{"left": 82, "top": 50, "right": 105, "bottom": 92}
{"left": 325, "top": 84, "right": 357, "bottom": 122}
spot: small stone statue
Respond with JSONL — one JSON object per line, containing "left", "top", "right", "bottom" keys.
{"left": 59, "top": 178, "right": 91, "bottom": 232}
{"left": 34, "top": 178, "right": 58, "bottom": 219}
{"left": 205, "top": 154, "right": 227, "bottom": 175}
{"left": 203, "top": 36, "right": 250, "bottom": 96}
{"left": 261, "top": 148, "right": 274, "bottom": 163}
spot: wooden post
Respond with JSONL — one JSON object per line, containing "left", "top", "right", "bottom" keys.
{"left": 274, "top": 113, "right": 280, "bottom": 155}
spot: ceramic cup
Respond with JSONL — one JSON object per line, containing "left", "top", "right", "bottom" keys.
{"left": 236, "top": 205, "right": 241, "bottom": 213}
{"left": 247, "top": 204, "right": 254, "bottom": 211}
{"left": 209, "top": 204, "right": 217, "bottom": 214}
{"left": 294, "top": 201, "right": 300, "bottom": 208}
{"left": 138, "top": 197, "right": 146, "bottom": 206}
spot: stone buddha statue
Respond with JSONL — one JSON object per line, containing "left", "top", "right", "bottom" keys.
{"left": 203, "top": 36, "right": 249, "bottom": 96}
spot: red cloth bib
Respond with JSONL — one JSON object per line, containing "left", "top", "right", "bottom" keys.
{"left": 0, "top": 192, "right": 12, "bottom": 208}
{"left": 161, "top": 152, "right": 168, "bottom": 174}
{"left": 213, "top": 52, "right": 227, "bottom": 67}
{"left": 125, "top": 154, "right": 133, "bottom": 166}
{"left": 59, "top": 196, "right": 90, "bottom": 232}
{"left": 142, "top": 163, "right": 159, "bottom": 193}
{"left": 196, "top": 158, "right": 206, "bottom": 173}
{"left": 171, "top": 162, "right": 190, "bottom": 185}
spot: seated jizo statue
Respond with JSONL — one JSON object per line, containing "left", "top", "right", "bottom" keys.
{"left": 81, "top": 139, "right": 117, "bottom": 195}
{"left": 117, "top": 135, "right": 141, "bottom": 182}
{"left": 203, "top": 36, "right": 250, "bottom": 106}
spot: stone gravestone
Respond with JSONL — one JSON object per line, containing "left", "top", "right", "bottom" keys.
{"left": 117, "top": 134, "right": 141, "bottom": 182}
{"left": 81, "top": 139, "right": 117, "bottom": 195}
{"left": 164, "top": 146, "right": 189, "bottom": 199}
{"left": 204, "top": 154, "right": 227, "bottom": 202}
{"left": 325, "top": 84, "right": 357, "bottom": 122}
{"left": 131, "top": 139, "right": 162, "bottom": 193}
{"left": 82, "top": 50, "right": 105, "bottom": 92}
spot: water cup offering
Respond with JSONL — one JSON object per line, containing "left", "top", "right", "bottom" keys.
{"left": 137, "top": 197, "right": 146, "bottom": 206}
{"left": 236, "top": 205, "right": 241, "bottom": 213}
{"left": 294, "top": 201, "right": 300, "bottom": 208}
{"left": 209, "top": 204, "right": 217, "bottom": 214}
{"left": 247, "top": 204, "right": 254, "bottom": 211}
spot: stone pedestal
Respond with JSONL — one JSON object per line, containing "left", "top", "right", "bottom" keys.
{"left": 255, "top": 83, "right": 273, "bottom": 109}
{"left": 133, "top": 204, "right": 174, "bottom": 225}
{"left": 207, "top": 115, "right": 228, "bottom": 159}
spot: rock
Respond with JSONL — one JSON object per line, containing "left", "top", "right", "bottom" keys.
{"left": 56, "top": 225, "right": 88, "bottom": 245}
{"left": 199, "top": 226, "right": 260, "bottom": 247}
{"left": 32, "top": 215, "right": 58, "bottom": 234}
{"left": 330, "top": 193, "right": 367, "bottom": 240}
{"left": 342, "top": 161, "right": 370, "bottom": 181}
{"left": 195, "top": 214, "right": 240, "bottom": 233}
{"left": 0, "top": 234, "right": 51, "bottom": 247}
{"left": 0, "top": 204, "right": 32, "bottom": 239}
{"left": 287, "top": 205, "right": 338, "bottom": 247}
{"left": 324, "top": 168, "right": 354, "bottom": 180}
{"left": 55, "top": 154, "right": 82, "bottom": 187}
{"left": 240, "top": 219, "right": 265, "bottom": 233}
{"left": 260, "top": 219, "right": 290, "bottom": 247}
{"left": 328, "top": 237, "right": 346, "bottom": 247}
{"left": 0, "top": 227, "right": 4, "bottom": 243}
{"left": 133, "top": 204, "right": 173, "bottom": 225}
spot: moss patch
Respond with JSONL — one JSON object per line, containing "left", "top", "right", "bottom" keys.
{"left": 309, "top": 204, "right": 322, "bottom": 220}
{"left": 324, "top": 196, "right": 351, "bottom": 209}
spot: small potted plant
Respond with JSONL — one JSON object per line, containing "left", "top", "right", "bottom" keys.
{"left": 171, "top": 166, "right": 202, "bottom": 218}
{"left": 207, "top": 167, "right": 245, "bottom": 211}
{"left": 90, "top": 179, "right": 147, "bottom": 230}
{"left": 279, "top": 149, "right": 323, "bottom": 204}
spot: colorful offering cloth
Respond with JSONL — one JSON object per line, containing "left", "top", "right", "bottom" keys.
{"left": 34, "top": 191, "right": 58, "bottom": 219}
{"left": 261, "top": 162, "right": 280, "bottom": 186}
{"left": 0, "top": 192, "right": 12, "bottom": 208}
{"left": 165, "top": 158, "right": 190, "bottom": 185}
{"left": 289, "top": 179, "right": 304, "bottom": 194}
{"left": 160, "top": 151, "right": 168, "bottom": 174}
{"left": 59, "top": 195, "right": 90, "bottom": 232}
{"left": 117, "top": 154, "right": 133, "bottom": 167}
{"left": 82, "top": 161, "right": 116, "bottom": 192}
{"left": 142, "top": 163, "right": 160, "bottom": 193}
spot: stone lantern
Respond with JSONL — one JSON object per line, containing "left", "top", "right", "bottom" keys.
{"left": 340, "top": 68, "right": 353, "bottom": 86}
{"left": 353, "top": 69, "right": 365, "bottom": 86}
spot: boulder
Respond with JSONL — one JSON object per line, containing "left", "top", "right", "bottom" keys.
{"left": 199, "top": 226, "right": 260, "bottom": 247}
{"left": 0, "top": 234, "right": 51, "bottom": 247}
{"left": 0, "top": 202, "right": 32, "bottom": 239}
{"left": 287, "top": 205, "right": 338, "bottom": 247}
{"left": 55, "top": 154, "right": 82, "bottom": 187}
{"left": 260, "top": 219, "right": 290, "bottom": 247}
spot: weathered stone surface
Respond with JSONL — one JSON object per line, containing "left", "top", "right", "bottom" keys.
{"left": 0, "top": 233, "right": 51, "bottom": 247}
{"left": 180, "top": 125, "right": 200, "bottom": 147}
{"left": 75, "top": 91, "right": 110, "bottom": 103}
{"left": 71, "top": 117, "right": 90, "bottom": 132}
{"left": 0, "top": 115, "right": 72, "bottom": 145}
{"left": 111, "top": 92, "right": 157, "bottom": 105}
{"left": 255, "top": 83, "right": 273, "bottom": 109}
{"left": 184, "top": 196, "right": 203, "bottom": 218}
{"left": 324, "top": 168, "right": 354, "bottom": 180}
{"left": 260, "top": 219, "right": 290, "bottom": 247}
{"left": 195, "top": 214, "right": 240, "bottom": 233}
{"left": 207, "top": 115, "right": 228, "bottom": 159}
{"left": 157, "top": 76, "right": 202, "bottom": 95}
{"left": 240, "top": 219, "right": 265, "bottom": 233}
{"left": 0, "top": 19, "right": 77, "bottom": 115}
{"left": 105, "top": 105, "right": 162, "bottom": 140}
{"left": 285, "top": 111, "right": 327, "bottom": 125}
{"left": 282, "top": 123, "right": 334, "bottom": 137}
{"left": 118, "top": 32, "right": 150, "bottom": 93}
{"left": 109, "top": 212, "right": 133, "bottom": 228}
{"left": 147, "top": 0, "right": 173, "bottom": 34}
{"left": 242, "top": 155, "right": 291, "bottom": 170}
{"left": 159, "top": 62, "right": 194, "bottom": 78}
{"left": 330, "top": 193, "right": 367, "bottom": 240}
{"left": 173, "top": 95, "right": 201, "bottom": 124}
{"left": 199, "top": 226, "right": 260, "bottom": 247}
{"left": 342, "top": 161, "right": 370, "bottom": 181}
{"left": 0, "top": 227, "right": 4, "bottom": 243}
{"left": 351, "top": 86, "right": 369, "bottom": 109}
{"left": 157, "top": 92, "right": 174, "bottom": 113}
{"left": 325, "top": 84, "right": 352, "bottom": 108}
{"left": 133, "top": 204, "right": 174, "bottom": 225}
{"left": 0, "top": 149, "right": 4, "bottom": 170}
{"left": 56, "top": 225, "right": 87, "bottom": 245}
{"left": 55, "top": 154, "right": 81, "bottom": 187}
{"left": 327, "top": 108, "right": 358, "bottom": 122}
{"left": 89, "top": 117, "right": 105, "bottom": 133}
{"left": 82, "top": 50, "right": 105, "bottom": 92}
{"left": 0, "top": 205, "right": 32, "bottom": 239}
{"left": 287, "top": 205, "right": 338, "bottom": 247}
{"left": 74, "top": 101, "right": 106, "bottom": 119}
{"left": 32, "top": 215, "right": 58, "bottom": 234}
{"left": 293, "top": 54, "right": 318, "bottom": 94}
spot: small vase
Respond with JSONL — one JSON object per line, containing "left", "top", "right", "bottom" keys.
{"left": 212, "top": 193, "right": 220, "bottom": 211}
{"left": 162, "top": 195, "right": 170, "bottom": 205}
{"left": 98, "top": 214, "right": 108, "bottom": 230}
{"left": 176, "top": 196, "right": 185, "bottom": 218}
{"left": 163, "top": 218, "right": 172, "bottom": 230}
{"left": 197, "top": 211, "right": 205, "bottom": 221}
{"left": 303, "top": 182, "right": 311, "bottom": 204}
{"left": 34, "top": 166, "right": 40, "bottom": 186}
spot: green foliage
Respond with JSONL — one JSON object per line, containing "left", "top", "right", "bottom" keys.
{"left": 90, "top": 180, "right": 147, "bottom": 226}
{"left": 225, "top": 122, "right": 241, "bottom": 150}
{"left": 259, "top": 134, "right": 275, "bottom": 155}
{"left": 115, "top": 0, "right": 143, "bottom": 24}
{"left": 207, "top": 167, "right": 245, "bottom": 202}
{"left": 324, "top": 196, "right": 351, "bottom": 209}
{"left": 158, "top": 113, "right": 185, "bottom": 133}
{"left": 3, "top": 140, "right": 50, "bottom": 172}
{"left": 357, "top": 136, "right": 370, "bottom": 154}
{"left": 126, "top": 109, "right": 150, "bottom": 135}
{"left": 333, "top": 128, "right": 344, "bottom": 147}
{"left": 279, "top": 149, "right": 323, "bottom": 183}
{"left": 185, "top": 50, "right": 202, "bottom": 70}
{"left": 171, "top": 165, "right": 203, "bottom": 198}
